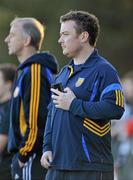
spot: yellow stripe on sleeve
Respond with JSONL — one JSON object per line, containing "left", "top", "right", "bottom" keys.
{"left": 20, "top": 64, "right": 41, "bottom": 155}
{"left": 120, "top": 91, "right": 124, "bottom": 107}
{"left": 115, "top": 90, "right": 124, "bottom": 107}
{"left": 115, "top": 90, "right": 119, "bottom": 106}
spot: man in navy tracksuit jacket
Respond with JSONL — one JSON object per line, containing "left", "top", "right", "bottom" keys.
{"left": 41, "top": 11, "right": 124, "bottom": 180}
{"left": 5, "top": 17, "right": 58, "bottom": 180}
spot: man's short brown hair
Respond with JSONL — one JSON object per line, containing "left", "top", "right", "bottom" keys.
{"left": 60, "top": 10, "right": 100, "bottom": 47}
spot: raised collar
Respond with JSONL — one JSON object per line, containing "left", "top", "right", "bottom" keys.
{"left": 68, "top": 49, "right": 98, "bottom": 70}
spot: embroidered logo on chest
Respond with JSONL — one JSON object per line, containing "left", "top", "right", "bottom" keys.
{"left": 13, "top": 87, "right": 20, "bottom": 98}
{"left": 75, "top": 78, "right": 85, "bottom": 87}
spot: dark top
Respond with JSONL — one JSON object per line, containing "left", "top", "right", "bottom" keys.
{"left": 8, "top": 52, "right": 58, "bottom": 163}
{"left": 43, "top": 49, "right": 125, "bottom": 171}
{"left": 0, "top": 100, "right": 12, "bottom": 179}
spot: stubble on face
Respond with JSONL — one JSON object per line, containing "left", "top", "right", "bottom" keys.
{"left": 59, "top": 20, "right": 82, "bottom": 59}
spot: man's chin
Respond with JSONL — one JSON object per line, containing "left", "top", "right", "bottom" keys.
{"left": 8, "top": 51, "right": 13, "bottom": 55}
{"left": 63, "top": 51, "right": 71, "bottom": 58}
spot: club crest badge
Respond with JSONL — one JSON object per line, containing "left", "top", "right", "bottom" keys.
{"left": 75, "top": 78, "right": 85, "bottom": 87}
{"left": 13, "top": 87, "right": 20, "bottom": 98}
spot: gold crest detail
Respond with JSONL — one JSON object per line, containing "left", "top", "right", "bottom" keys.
{"left": 75, "top": 78, "right": 85, "bottom": 87}
{"left": 13, "top": 87, "right": 20, "bottom": 98}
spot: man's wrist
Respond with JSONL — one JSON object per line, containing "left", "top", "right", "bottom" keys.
{"left": 18, "top": 153, "right": 29, "bottom": 164}
{"left": 18, "top": 159, "right": 25, "bottom": 168}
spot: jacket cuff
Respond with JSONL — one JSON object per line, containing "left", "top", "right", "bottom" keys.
{"left": 43, "top": 145, "right": 52, "bottom": 153}
{"left": 69, "top": 98, "right": 82, "bottom": 115}
{"left": 18, "top": 153, "right": 29, "bottom": 163}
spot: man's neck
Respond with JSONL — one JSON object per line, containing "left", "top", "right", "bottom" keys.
{"left": 73, "top": 46, "right": 94, "bottom": 65}
{"left": 17, "top": 48, "right": 38, "bottom": 64}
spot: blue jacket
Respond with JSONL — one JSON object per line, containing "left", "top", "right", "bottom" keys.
{"left": 43, "top": 50, "right": 124, "bottom": 171}
{"left": 8, "top": 52, "right": 58, "bottom": 163}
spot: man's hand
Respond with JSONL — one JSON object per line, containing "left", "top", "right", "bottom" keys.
{"left": 51, "top": 87, "right": 76, "bottom": 110}
{"left": 18, "top": 159, "right": 25, "bottom": 168}
{"left": 40, "top": 151, "right": 52, "bottom": 169}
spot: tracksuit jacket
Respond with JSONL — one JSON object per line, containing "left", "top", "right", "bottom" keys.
{"left": 43, "top": 49, "right": 125, "bottom": 172}
{"left": 8, "top": 52, "right": 58, "bottom": 163}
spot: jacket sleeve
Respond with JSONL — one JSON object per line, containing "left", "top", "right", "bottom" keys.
{"left": 69, "top": 65, "right": 125, "bottom": 121}
{"left": 70, "top": 94, "right": 124, "bottom": 120}
{"left": 42, "top": 103, "right": 53, "bottom": 153}
{"left": 18, "top": 64, "right": 50, "bottom": 163}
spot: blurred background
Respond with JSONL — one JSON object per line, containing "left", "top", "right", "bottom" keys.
{"left": 0, "top": 0, "right": 133, "bottom": 75}
{"left": 0, "top": 1, "right": 133, "bottom": 180}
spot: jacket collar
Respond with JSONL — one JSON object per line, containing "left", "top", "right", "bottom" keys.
{"left": 68, "top": 49, "right": 98, "bottom": 70}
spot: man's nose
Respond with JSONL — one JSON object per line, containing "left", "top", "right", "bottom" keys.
{"left": 58, "top": 36, "right": 63, "bottom": 44}
{"left": 4, "top": 36, "right": 9, "bottom": 43}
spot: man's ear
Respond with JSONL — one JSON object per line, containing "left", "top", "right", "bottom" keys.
{"left": 24, "top": 35, "right": 31, "bottom": 47}
{"left": 80, "top": 31, "right": 89, "bottom": 43}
